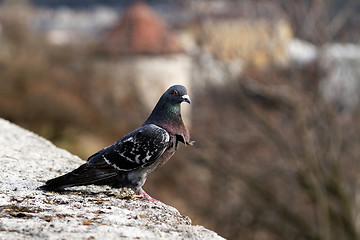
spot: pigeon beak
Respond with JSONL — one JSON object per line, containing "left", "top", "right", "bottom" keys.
{"left": 182, "top": 95, "right": 191, "bottom": 104}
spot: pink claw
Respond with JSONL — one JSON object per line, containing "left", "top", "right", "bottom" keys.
{"left": 135, "top": 191, "right": 160, "bottom": 202}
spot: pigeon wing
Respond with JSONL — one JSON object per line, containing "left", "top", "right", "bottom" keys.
{"left": 87, "top": 124, "right": 171, "bottom": 171}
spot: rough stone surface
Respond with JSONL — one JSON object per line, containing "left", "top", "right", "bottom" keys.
{"left": 0, "top": 118, "right": 224, "bottom": 240}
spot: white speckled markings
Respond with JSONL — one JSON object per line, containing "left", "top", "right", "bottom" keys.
{"left": 0, "top": 118, "right": 225, "bottom": 240}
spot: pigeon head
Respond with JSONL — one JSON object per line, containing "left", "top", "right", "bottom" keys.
{"left": 146, "top": 85, "right": 190, "bottom": 119}
{"left": 163, "top": 85, "right": 191, "bottom": 105}
{"left": 144, "top": 85, "right": 192, "bottom": 144}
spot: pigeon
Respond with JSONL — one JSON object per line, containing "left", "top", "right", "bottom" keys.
{"left": 38, "top": 85, "right": 193, "bottom": 202}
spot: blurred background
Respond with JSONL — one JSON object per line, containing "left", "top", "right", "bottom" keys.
{"left": 1, "top": 0, "right": 360, "bottom": 239}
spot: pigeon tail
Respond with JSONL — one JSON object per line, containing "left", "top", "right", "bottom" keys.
{"left": 38, "top": 164, "right": 117, "bottom": 191}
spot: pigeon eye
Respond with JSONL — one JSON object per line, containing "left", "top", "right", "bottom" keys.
{"left": 172, "top": 90, "right": 178, "bottom": 95}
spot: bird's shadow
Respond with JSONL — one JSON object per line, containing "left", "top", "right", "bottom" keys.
{"left": 39, "top": 185, "right": 135, "bottom": 199}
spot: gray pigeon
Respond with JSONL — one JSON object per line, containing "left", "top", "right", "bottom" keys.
{"left": 39, "top": 85, "right": 193, "bottom": 202}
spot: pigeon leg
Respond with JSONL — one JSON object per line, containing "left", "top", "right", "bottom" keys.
{"left": 134, "top": 189, "right": 159, "bottom": 202}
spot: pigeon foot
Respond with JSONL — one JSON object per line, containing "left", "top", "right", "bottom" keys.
{"left": 134, "top": 191, "right": 160, "bottom": 202}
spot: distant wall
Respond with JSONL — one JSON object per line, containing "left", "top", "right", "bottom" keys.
{"left": 95, "top": 54, "right": 192, "bottom": 126}
{"left": 201, "top": 19, "right": 293, "bottom": 69}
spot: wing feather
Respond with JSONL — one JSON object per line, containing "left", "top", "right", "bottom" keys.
{"left": 87, "top": 124, "right": 171, "bottom": 171}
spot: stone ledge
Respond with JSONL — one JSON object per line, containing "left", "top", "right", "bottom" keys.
{"left": 0, "top": 118, "right": 224, "bottom": 240}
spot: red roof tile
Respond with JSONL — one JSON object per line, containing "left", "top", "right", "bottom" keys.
{"left": 103, "top": 1, "right": 182, "bottom": 55}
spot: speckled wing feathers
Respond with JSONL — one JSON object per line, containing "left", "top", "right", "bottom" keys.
{"left": 88, "top": 124, "right": 171, "bottom": 171}
{"left": 38, "top": 85, "right": 191, "bottom": 193}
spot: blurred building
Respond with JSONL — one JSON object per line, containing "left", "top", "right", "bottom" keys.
{"left": 320, "top": 43, "right": 360, "bottom": 110}
{"left": 189, "top": 0, "right": 293, "bottom": 89}
{"left": 98, "top": 1, "right": 191, "bottom": 123}
{"left": 33, "top": 6, "right": 118, "bottom": 45}
{"left": 201, "top": 19, "right": 292, "bottom": 68}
